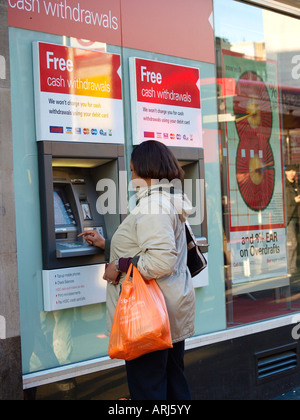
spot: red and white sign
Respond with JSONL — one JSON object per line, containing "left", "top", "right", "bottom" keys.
{"left": 130, "top": 58, "right": 203, "bottom": 148}
{"left": 33, "top": 42, "right": 124, "bottom": 143}
{"left": 8, "top": 0, "right": 122, "bottom": 47}
{"left": 8, "top": 0, "right": 215, "bottom": 64}
{"left": 122, "top": 0, "right": 214, "bottom": 64}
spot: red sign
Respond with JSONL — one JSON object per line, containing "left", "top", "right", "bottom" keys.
{"left": 33, "top": 42, "right": 124, "bottom": 143}
{"left": 130, "top": 58, "right": 203, "bottom": 148}
{"left": 135, "top": 59, "right": 201, "bottom": 109}
{"left": 7, "top": 0, "right": 214, "bottom": 64}
{"left": 38, "top": 42, "right": 122, "bottom": 99}
{"left": 7, "top": 0, "right": 122, "bottom": 46}
{"left": 121, "top": 0, "right": 214, "bottom": 64}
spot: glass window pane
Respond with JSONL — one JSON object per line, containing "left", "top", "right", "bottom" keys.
{"left": 214, "top": 0, "right": 300, "bottom": 326}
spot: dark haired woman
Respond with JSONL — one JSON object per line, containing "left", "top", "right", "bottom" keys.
{"left": 79, "top": 140, "right": 195, "bottom": 400}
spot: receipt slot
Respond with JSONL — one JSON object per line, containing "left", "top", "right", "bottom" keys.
{"left": 38, "top": 141, "right": 125, "bottom": 311}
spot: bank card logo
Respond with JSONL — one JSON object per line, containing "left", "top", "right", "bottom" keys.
{"left": 144, "top": 131, "right": 155, "bottom": 139}
{"left": 50, "top": 126, "right": 63, "bottom": 134}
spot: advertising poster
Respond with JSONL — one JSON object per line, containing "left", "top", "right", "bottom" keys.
{"left": 130, "top": 58, "right": 203, "bottom": 148}
{"left": 33, "top": 42, "right": 124, "bottom": 143}
{"left": 223, "top": 51, "right": 287, "bottom": 283}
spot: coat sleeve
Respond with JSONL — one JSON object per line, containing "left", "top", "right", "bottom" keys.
{"left": 134, "top": 210, "right": 178, "bottom": 280}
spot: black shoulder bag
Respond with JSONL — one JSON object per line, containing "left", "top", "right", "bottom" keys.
{"left": 185, "top": 222, "right": 207, "bottom": 277}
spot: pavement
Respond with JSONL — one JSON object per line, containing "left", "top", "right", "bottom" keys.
{"left": 273, "top": 387, "right": 300, "bottom": 400}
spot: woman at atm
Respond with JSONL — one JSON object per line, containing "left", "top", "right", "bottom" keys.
{"left": 79, "top": 140, "right": 195, "bottom": 400}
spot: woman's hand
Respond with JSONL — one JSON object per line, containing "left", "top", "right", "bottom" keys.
{"left": 103, "top": 260, "right": 121, "bottom": 285}
{"left": 78, "top": 229, "right": 105, "bottom": 249}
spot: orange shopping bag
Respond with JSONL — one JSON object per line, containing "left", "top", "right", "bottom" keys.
{"left": 108, "top": 264, "right": 173, "bottom": 361}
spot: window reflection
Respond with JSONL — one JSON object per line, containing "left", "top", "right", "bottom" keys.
{"left": 214, "top": 0, "right": 300, "bottom": 325}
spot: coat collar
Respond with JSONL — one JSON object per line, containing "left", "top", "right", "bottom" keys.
{"left": 135, "top": 182, "right": 175, "bottom": 205}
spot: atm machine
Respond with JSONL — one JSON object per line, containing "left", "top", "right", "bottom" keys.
{"left": 38, "top": 141, "right": 125, "bottom": 311}
{"left": 128, "top": 57, "right": 209, "bottom": 287}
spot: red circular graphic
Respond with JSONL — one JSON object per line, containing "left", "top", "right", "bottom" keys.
{"left": 234, "top": 71, "right": 272, "bottom": 142}
{"left": 236, "top": 138, "right": 275, "bottom": 211}
{"left": 234, "top": 71, "right": 275, "bottom": 212}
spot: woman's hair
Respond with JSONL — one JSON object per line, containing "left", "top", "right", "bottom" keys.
{"left": 131, "top": 140, "right": 185, "bottom": 182}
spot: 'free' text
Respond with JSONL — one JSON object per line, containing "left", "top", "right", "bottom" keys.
{"left": 46, "top": 51, "right": 73, "bottom": 72}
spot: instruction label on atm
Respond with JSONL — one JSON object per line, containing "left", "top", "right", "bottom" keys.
{"left": 33, "top": 42, "right": 124, "bottom": 143}
{"left": 43, "top": 264, "right": 107, "bottom": 311}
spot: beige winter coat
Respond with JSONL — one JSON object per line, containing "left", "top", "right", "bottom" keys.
{"left": 106, "top": 183, "right": 196, "bottom": 344}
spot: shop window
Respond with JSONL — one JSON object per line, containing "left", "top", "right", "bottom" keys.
{"left": 214, "top": 0, "right": 300, "bottom": 325}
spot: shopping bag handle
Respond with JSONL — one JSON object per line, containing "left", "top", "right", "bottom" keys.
{"left": 124, "top": 263, "right": 134, "bottom": 283}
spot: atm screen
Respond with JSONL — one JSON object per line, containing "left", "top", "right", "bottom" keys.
{"left": 53, "top": 186, "right": 101, "bottom": 259}
{"left": 53, "top": 189, "right": 76, "bottom": 227}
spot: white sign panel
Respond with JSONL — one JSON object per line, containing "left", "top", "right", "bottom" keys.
{"left": 230, "top": 228, "right": 287, "bottom": 284}
{"left": 43, "top": 264, "right": 107, "bottom": 311}
{"left": 33, "top": 41, "right": 124, "bottom": 143}
{"left": 130, "top": 58, "right": 203, "bottom": 148}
